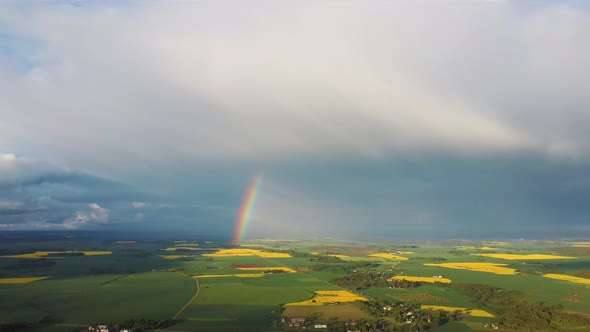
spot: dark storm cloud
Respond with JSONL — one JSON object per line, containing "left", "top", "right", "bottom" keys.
{"left": 0, "top": 154, "right": 164, "bottom": 229}
{"left": 246, "top": 154, "right": 590, "bottom": 238}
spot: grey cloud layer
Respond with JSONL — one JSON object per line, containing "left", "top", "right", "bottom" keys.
{"left": 0, "top": 154, "right": 156, "bottom": 229}
{"left": 0, "top": 1, "right": 588, "bottom": 171}
{"left": 1, "top": 1, "right": 589, "bottom": 237}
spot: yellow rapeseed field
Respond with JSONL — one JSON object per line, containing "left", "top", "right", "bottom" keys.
{"left": 163, "top": 247, "right": 201, "bottom": 251}
{"left": 328, "top": 254, "right": 350, "bottom": 259}
{"left": 174, "top": 243, "right": 199, "bottom": 247}
{"left": 477, "top": 246, "right": 496, "bottom": 251}
{"left": 424, "top": 262, "right": 517, "bottom": 275}
{"left": 236, "top": 267, "right": 296, "bottom": 273}
{"left": 472, "top": 253, "right": 574, "bottom": 260}
{"left": 254, "top": 250, "right": 292, "bottom": 258}
{"left": 81, "top": 251, "right": 112, "bottom": 256}
{"left": 395, "top": 251, "right": 414, "bottom": 254}
{"left": 390, "top": 276, "right": 452, "bottom": 284}
{"left": 543, "top": 274, "right": 590, "bottom": 285}
{"left": 455, "top": 246, "right": 477, "bottom": 250}
{"left": 203, "top": 249, "right": 292, "bottom": 258}
{"left": 0, "top": 276, "right": 50, "bottom": 284}
{"left": 0, "top": 252, "right": 53, "bottom": 258}
{"left": 160, "top": 255, "right": 192, "bottom": 259}
{"left": 369, "top": 253, "right": 408, "bottom": 261}
{"left": 193, "top": 274, "right": 264, "bottom": 278}
{"left": 485, "top": 241, "right": 509, "bottom": 246}
{"left": 421, "top": 305, "right": 494, "bottom": 317}
{"left": 286, "top": 290, "right": 367, "bottom": 306}
{"left": 0, "top": 251, "right": 111, "bottom": 258}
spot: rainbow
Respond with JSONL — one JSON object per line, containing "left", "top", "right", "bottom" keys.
{"left": 232, "top": 174, "right": 262, "bottom": 245}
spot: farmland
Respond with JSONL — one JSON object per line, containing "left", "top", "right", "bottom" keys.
{"left": 0, "top": 232, "right": 589, "bottom": 331}
{"left": 0, "top": 276, "right": 50, "bottom": 284}
{"left": 424, "top": 262, "right": 518, "bottom": 275}
{"left": 420, "top": 305, "right": 495, "bottom": 318}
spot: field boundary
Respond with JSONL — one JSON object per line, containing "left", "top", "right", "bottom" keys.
{"left": 100, "top": 274, "right": 128, "bottom": 286}
{"left": 173, "top": 277, "right": 200, "bottom": 320}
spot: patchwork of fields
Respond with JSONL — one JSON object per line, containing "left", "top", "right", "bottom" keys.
{"left": 0, "top": 235, "right": 589, "bottom": 331}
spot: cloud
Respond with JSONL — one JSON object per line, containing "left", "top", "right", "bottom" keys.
{"left": 0, "top": 153, "right": 71, "bottom": 188}
{"left": 0, "top": 200, "right": 25, "bottom": 214}
{"left": 133, "top": 212, "right": 144, "bottom": 222}
{"left": 131, "top": 201, "right": 146, "bottom": 208}
{"left": 0, "top": 1, "right": 587, "bottom": 173}
{"left": 0, "top": 3, "right": 589, "bottom": 237}
{"left": 0, "top": 153, "right": 160, "bottom": 229}
{"left": 63, "top": 203, "right": 109, "bottom": 229}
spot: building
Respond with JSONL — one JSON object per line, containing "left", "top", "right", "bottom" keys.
{"left": 289, "top": 317, "right": 306, "bottom": 327}
{"left": 97, "top": 325, "right": 110, "bottom": 332}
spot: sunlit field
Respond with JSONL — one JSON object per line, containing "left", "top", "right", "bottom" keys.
{"left": 0, "top": 251, "right": 112, "bottom": 258}
{"left": 421, "top": 305, "right": 495, "bottom": 318}
{"left": 285, "top": 290, "right": 368, "bottom": 305}
{"left": 194, "top": 273, "right": 265, "bottom": 278}
{"left": 160, "top": 255, "right": 192, "bottom": 259}
{"left": 202, "top": 248, "right": 292, "bottom": 258}
{"left": 162, "top": 247, "right": 202, "bottom": 251}
{"left": 472, "top": 253, "right": 575, "bottom": 260}
{"left": 391, "top": 276, "right": 452, "bottom": 284}
{"left": 424, "top": 262, "right": 518, "bottom": 275}
{"left": 368, "top": 253, "right": 408, "bottom": 260}
{"left": 0, "top": 277, "right": 50, "bottom": 284}
{"left": 543, "top": 273, "right": 590, "bottom": 285}
{"left": 1, "top": 235, "right": 589, "bottom": 332}
{"left": 235, "top": 267, "right": 296, "bottom": 273}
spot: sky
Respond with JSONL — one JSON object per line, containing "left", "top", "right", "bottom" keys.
{"left": 1, "top": 0, "right": 589, "bottom": 239}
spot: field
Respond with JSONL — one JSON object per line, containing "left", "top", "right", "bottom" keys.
{"left": 285, "top": 290, "right": 367, "bottom": 305}
{"left": 161, "top": 255, "right": 192, "bottom": 259}
{"left": 390, "top": 276, "right": 452, "bottom": 284}
{"left": 472, "top": 253, "right": 575, "bottom": 260}
{"left": 420, "top": 305, "right": 495, "bottom": 317}
{"left": 368, "top": 253, "right": 409, "bottom": 260}
{"left": 543, "top": 273, "right": 590, "bottom": 285}
{"left": 283, "top": 303, "right": 370, "bottom": 320}
{"left": 424, "top": 262, "right": 518, "bottom": 275}
{"left": 0, "top": 233, "right": 589, "bottom": 331}
{"left": 0, "top": 251, "right": 112, "bottom": 259}
{"left": 0, "top": 276, "right": 50, "bottom": 284}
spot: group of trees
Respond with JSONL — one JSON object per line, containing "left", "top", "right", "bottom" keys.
{"left": 409, "top": 257, "right": 446, "bottom": 261}
{"left": 0, "top": 321, "right": 30, "bottom": 332}
{"left": 310, "top": 260, "right": 379, "bottom": 274}
{"left": 3, "top": 259, "right": 56, "bottom": 270}
{"left": 332, "top": 271, "right": 420, "bottom": 290}
{"left": 454, "top": 283, "right": 590, "bottom": 330}
{"left": 357, "top": 299, "right": 460, "bottom": 331}
{"left": 106, "top": 318, "right": 172, "bottom": 331}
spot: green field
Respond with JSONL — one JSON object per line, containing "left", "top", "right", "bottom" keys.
{"left": 0, "top": 272, "right": 195, "bottom": 323}
{"left": 0, "top": 233, "right": 589, "bottom": 331}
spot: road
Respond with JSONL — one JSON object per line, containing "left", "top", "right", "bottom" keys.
{"left": 173, "top": 277, "right": 200, "bottom": 320}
